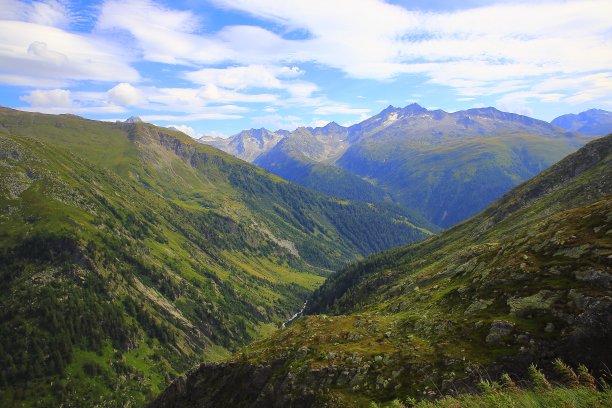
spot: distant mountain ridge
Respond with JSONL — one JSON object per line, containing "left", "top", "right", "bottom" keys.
{"left": 201, "top": 104, "right": 592, "bottom": 228}
{"left": 552, "top": 108, "right": 612, "bottom": 136}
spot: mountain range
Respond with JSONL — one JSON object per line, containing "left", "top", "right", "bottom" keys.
{"left": 0, "top": 107, "right": 432, "bottom": 406}
{"left": 201, "top": 105, "right": 599, "bottom": 228}
{"left": 552, "top": 109, "right": 612, "bottom": 136}
{"left": 153, "top": 133, "right": 612, "bottom": 408}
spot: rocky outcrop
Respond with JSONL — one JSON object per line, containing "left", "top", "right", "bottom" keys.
{"left": 149, "top": 359, "right": 320, "bottom": 408}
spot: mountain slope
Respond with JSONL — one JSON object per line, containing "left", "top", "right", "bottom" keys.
{"left": 253, "top": 125, "right": 390, "bottom": 203}
{"left": 552, "top": 108, "right": 612, "bottom": 136}
{"left": 0, "top": 107, "right": 431, "bottom": 406}
{"left": 152, "top": 135, "right": 611, "bottom": 408}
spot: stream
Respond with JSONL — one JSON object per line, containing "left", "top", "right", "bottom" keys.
{"left": 282, "top": 300, "right": 308, "bottom": 328}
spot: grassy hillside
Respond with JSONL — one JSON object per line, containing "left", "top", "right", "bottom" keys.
{"left": 151, "top": 135, "right": 611, "bottom": 407}
{"left": 0, "top": 107, "right": 432, "bottom": 406}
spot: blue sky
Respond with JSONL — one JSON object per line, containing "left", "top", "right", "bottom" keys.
{"left": 1, "top": 0, "right": 611, "bottom": 138}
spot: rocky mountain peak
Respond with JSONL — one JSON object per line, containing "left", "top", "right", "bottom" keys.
{"left": 124, "top": 116, "right": 143, "bottom": 124}
{"left": 315, "top": 121, "right": 346, "bottom": 134}
{"left": 401, "top": 102, "right": 428, "bottom": 115}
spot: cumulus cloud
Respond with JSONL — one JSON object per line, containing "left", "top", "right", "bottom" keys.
{"left": 184, "top": 64, "right": 317, "bottom": 102}
{"left": 141, "top": 112, "right": 242, "bottom": 121}
{"left": 197, "top": 83, "right": 277, "bottom": 103}
{"left": 20, "top": 88, "right": 71, "bottom": 107}
{"left": 17, "top": 83, "right": 249, "bottom": 118}
{"left": 167, "top": 124, "right": 198, "bottom": 138}
{"left": 107, "top": 83, "right": 144, "bottom": 105}
{"left": 286, "top": 82, "right": 318, "bottom": 98}
{"left": 203, "top": 130, "right": 229, "bottom": 139}
{"left": 185, "top": 65, "right": 295, "bottom": 89}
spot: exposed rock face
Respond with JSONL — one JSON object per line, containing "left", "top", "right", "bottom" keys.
{"left": 485, "top": 320, "right": 515, "bottom": 344}
{"left": 199, "top": 128, "right": 286, "bottom": 162}
{"left": 149, "top": 360, "right": 318, "bottom": 408}
{"left": 125, "top": 116, "right": 143, "bottom": 123}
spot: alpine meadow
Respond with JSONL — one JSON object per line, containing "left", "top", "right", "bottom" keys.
{"left": 0, "top": 1, "right": 611, "bottom": 407}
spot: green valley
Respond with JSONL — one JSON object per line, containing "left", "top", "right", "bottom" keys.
{"left": 0, "top": 108, "right": 431, "bottom": 406}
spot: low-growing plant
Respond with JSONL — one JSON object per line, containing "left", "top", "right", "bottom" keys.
{"left": 553, "top": 358, "right": 579, "bottom": 387}
{"left": 577, "top": 363, "right": 596, "bottom": 389}
{"left": 528, "top": 363, "right": 552, "bottom": 391}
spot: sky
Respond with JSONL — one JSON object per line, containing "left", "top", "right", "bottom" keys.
{"left": 1, "top": 0, "right": 611, "bottom": 138}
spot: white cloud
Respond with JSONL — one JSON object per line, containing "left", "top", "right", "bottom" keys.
{"left": 27, "top": 40, "right": 67, "bottom": 64}
{"left": 19, "top": 105, "right": 127, "bottom": 114}
{"left": 252, "top": 114, "right": 305, "bottom": 130}
{"left": 0, "top": 20, "right": 139, "bottom": 86}
{"left": 101, "top": 83, "right": 256, "bottom": 114}
{"left": 311, "top": 119, "right": 330, "bottom": 128}
{"left": 286, "top": 82, "right": 318, "bottom": 98}
{"left": 141, "top": 112, "right": 242, "bottom": 121}
{"left": 197, "top": 83, "right": 277, "bottom": 103}
{"left": 185, "top": 65, "right": 300, "bottom": 89}
{"left": 0, "top": 73, "right": 66, "bottom": 87}
{"left": 17, "top": 83, "right": 250, "bottom": 119}
{"left": 313, "top": 105, "right": 370, "bottom": 115}
{"left": 27, "top": 0, "right": 71, "bottom": 27}
{"left": 203, "top": 130, "right": 229, "bottom": 139}
{"left": 4, "top": 0, "right": 612, "bottom": 123}
{"left": 94, "top": 0, "right": 612, "bottom": 111}
{"left": 184, "top": 64, "right": 317, "bottom": 103}
{"left": 97, "top": 0, "right": 225, "bottom": 65}
{"left": 496, "top": 93, "right": 534, "bottom": 117}
{"left": 0, "top": 0, "right": 71, "bottom": 28}
{"left": 107, "top": 83, "right": 144, "bottom": 105}
{"left": 535, "top": 73, "right": 612, "bottom": 104}
{"left": 167, "top": 124, "right": 198, "bottom": 138}
{"left": 20, "top": 88, "right": 71, "bottom": 107}
{"left": 205, "top": 0, "right": 612, "bottom": 104}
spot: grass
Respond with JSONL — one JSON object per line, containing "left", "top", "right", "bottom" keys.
{"left": 411, "top": 380, "right": 612, "bottom": 408}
